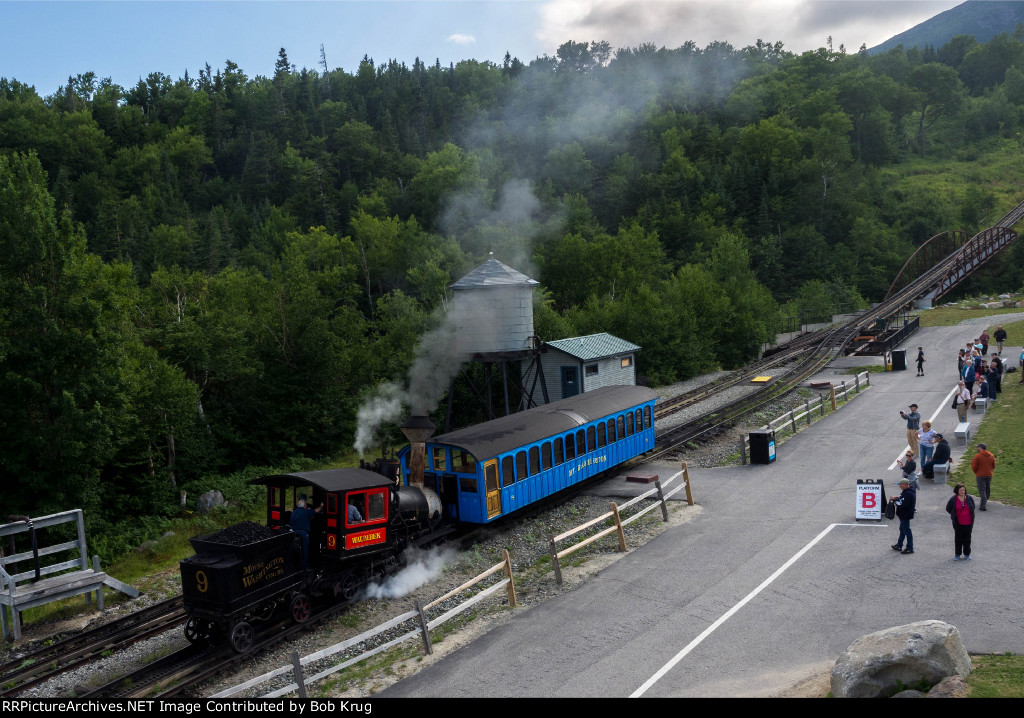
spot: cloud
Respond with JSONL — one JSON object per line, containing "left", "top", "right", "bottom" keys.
{"left": 447, "top": 33, "right": 478, "bottom": 45}
{"left": 536, "top": 0, "right": 961, "bottom": 55}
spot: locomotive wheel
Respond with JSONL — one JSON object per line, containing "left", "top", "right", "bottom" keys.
{"left": 230, "top": 621, "right": 255, "bottom": 654}
{"left": 291, "top": 593, "right": 312, "bottom": 623}
{"left": 339, "top": 572, "right": 360, "bottom": 600}
{"left": 183, "top": 617, "right": 211, "bottom": 644}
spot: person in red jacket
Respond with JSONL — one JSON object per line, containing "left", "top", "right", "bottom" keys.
{"left": 971, "top": 443, "right": 996, "bottom": 511}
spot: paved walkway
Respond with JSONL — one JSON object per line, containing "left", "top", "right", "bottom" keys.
{"left": 382, "top": 323, "right": 1024, "bottom": 697}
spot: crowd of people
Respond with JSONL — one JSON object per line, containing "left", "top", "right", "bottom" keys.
{"left": 888, "top": 325, "right": 1016, "bottom": 561}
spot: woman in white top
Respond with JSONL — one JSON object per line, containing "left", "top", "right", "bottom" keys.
{"left": 918, "top": 420, "right": 937, "bottom": 466}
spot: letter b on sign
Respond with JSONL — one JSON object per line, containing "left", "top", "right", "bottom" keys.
{"left": 862, "top": 493, "right": 876, "bottom": 508}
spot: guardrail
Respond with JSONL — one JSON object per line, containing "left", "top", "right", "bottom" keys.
{"left": 738, "top": 371, "right": 871, "bottom": 465}
{"left": 547, "top": 463, "right": 694, "bottom": 585}
{"left": 214, "top": 550, "right": 518, "bottom": 698}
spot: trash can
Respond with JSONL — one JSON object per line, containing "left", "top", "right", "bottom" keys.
{"left": 891, "top": 349, "right": 907, "bottom": 371}
{"left": 749, "top": 430, "right": 776, "bottom": 464}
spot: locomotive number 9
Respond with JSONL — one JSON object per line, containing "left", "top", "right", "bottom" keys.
{"left": 196, "top": 570, "right": 209, "bottom": 593}
{"left": 326, "top": 535, "right": 337, "bottom": 549}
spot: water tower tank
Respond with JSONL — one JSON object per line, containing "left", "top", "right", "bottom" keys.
{"left": 450, "top": 256, "right": 538, "bottom": 357}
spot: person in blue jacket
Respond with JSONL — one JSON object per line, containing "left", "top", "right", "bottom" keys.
{"left": 889, "top": 477, "right": 916, "bottom": 555}
{"left": 290, "top": 493, "right": 322, "bottom": 567}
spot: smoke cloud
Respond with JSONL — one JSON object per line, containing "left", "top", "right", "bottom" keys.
{"left": 360, "top": 546, "right": 458, "bottom": 600}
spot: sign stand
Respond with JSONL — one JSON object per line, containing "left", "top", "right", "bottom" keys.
{"left": 856, "top": 479, "right": 888, "bottom": 522}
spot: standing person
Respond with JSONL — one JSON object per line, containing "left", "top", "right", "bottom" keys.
{"left": 987, "top": 357, "right": 1002, "bottom": 400}
{"left": 918, "top": 420, "right": 936, "bottom": 465}
{"left": 1020, "top": 346, "right": 1024, "bottom": 384}
{"left": 955, "top": 380, "right": 971, "bottom": 422}
{"left": 971, "top": 443, "right": 996, "bottom": 511}
{"left": 289, "top": 493, "right": 323, "bottom": 567}
{"left": 945, "top": 483, "right": 975, "bottom": 561}
{"left": 979, "top": 329, "right": 990, "bottom": 356}
{"left": 994, "top": 326, "right": 1007, "bottom": 355}
{"left": 915, "top": 347, "right": 926, "bottom": 376}
{"left": 889, "top": 477, "right": 916, "bottom": 554}
{"left": 922, "top": 433, "right": 951, "bottom": 480}
{"left": 957, "top": 348, "right": 966, "bottom": 375}
{"left": 896, "top": 451, "right": 919, "bottom": 489}
{"left": 962, "top": 358, "right": 976, "bottom": 395}
{"left": 899, "top": 403, "right": 921, "bottom": 455}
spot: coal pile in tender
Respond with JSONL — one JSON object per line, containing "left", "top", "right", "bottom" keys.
{"left": 205, "top": 521, "right": 276, "bottom": 545}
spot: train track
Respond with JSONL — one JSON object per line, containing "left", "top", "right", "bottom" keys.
{"left": 0, "top": 597, "right": 184, "bottom": 697}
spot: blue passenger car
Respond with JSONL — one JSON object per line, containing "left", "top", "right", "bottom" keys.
{"left": 396, "top": 385, "right": 657, "bottom": 524}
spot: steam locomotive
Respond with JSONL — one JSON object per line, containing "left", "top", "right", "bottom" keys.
{"left": 179, "top": 384, "right": 656, "bottom": 653}
{"left": 179, "top": 466, "right": 442, "bottom": 653}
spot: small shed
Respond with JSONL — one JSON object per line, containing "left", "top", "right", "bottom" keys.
{"left": 523, "top": 333, "right": 639, "bottom": 402}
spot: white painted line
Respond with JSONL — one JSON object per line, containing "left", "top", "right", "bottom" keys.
{"left": 630, "top": 522, "right": 884, "bottom": 698}
{"left": 888, "top": 385, "right": 960, "bottom": 470}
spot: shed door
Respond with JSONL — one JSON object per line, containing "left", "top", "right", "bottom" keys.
{"left": 561, "top": 366, "right": 579, "bottom": 398}
{"left": 484, "top": 459, "right": 502, "bottom": 519}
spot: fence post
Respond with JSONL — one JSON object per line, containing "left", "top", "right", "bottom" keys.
{"left": 549, "top": 534, "right": 563, "bottom": 586}
{"left": 610, "top": 503, "right": 627, "bottom": 552}
{"left": 739, "top": 434, "right": 747, "bottom": 465}
{"left": 92, "top": 555, "right": 104, "bottom": 611}
{"left": 291, "top": 650, "right": 307, "bottom": 699}
{"left": 682, "top": 461, "right": 694, "bottom": 506}
{"left": 654, "top": 480, "right": 669, "bottom": 522}
{"left": 864, "top": 371, "right": 870, "bottom": 387}
{"left": 805, "top": 399, "right": 811, "bottom": 425}
{"left": 790, "top": 409, "right": 797, "bottom": 434}
{"left": 502, "top": 549, "right": 517, "bottom": 608}
{"left": 841, "top": 380, "right": 847, "bottom": 402}
{"left": 829, "top": 385, "right": 837, "bottom": 411}
{"left": 415, "top": 600, "right": 433, "bottom": 655}
{"left": 854, "top": 374, "right": 860, "bottom": 393}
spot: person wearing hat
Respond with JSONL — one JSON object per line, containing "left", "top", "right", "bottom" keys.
{"left": 889, "top": 476, "right": 917, "bottom": 554}
{"left": 922, "top": 433, "right": 951, "bottom": 480}
{"left": 289, "top": 492, "right": 323, "bottom": 566}
{"left": 970, "top": 443, "right": 996, "bottom": 511}
{"left": 899, "top": 403, "right": 921, "bottom": 456}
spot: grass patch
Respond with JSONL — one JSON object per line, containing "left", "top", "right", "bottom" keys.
{"left": 917, "top": 302, "right": 1023, "bottom": 328}
{"left": 966, "top": 654, "right": 1024, "bottom": 698}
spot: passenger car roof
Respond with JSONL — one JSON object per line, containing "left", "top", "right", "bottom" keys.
{"left": 427, "top": 385, "right": 657, "bottom": 460}
{"left": 250, "top": 468, "right": 390, "bottom": 492}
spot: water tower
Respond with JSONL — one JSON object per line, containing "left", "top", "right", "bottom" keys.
{"left": 443, "top": 254, "right": 549, "bottom": 431}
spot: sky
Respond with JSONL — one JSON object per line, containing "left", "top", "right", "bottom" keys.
{"left": 0, "top": 0, "right": 965, "bottom": 95}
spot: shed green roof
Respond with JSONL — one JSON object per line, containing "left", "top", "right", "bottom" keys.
{"left": 545, "top": 333, "right": 640, "bottom": 361}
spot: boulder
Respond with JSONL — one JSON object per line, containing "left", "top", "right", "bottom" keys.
{"left": 1003, "top": 301, "right": 1017, "bottom": 308}
{"left": 1017, "top": 301, "right": 1024, "bottom": 308}
{"left": 830, "top": 620, "right": 972, "bottom": 698}
{"left": 196, "top": 489, "right": 226, "bottom": 515}
{"left": 892, "top": 689, "right": 925, "bottom": 698}
{"left": 925, "top": 674, "right": 968, "bottom": 698}
{"left": 998, "top": 294, "right": 1011, "bottom": 300}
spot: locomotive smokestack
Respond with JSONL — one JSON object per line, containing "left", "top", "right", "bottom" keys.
{"left": 400, "top": 415, "right": 436, "bottom": 488}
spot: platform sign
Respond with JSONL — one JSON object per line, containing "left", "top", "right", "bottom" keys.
{"left": 856, "top": 479, "right": 885, "bottom": 521}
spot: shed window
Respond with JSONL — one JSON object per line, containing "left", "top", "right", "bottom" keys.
{"left": 542, "top": 442, "right": 553, "bottom": 470}
{"left": 502, "top": 456, "right": 515, "bottom": 487}
{"left": 585, "top": 364, "right": 599, "bottom": 376}
{"left": 554, "top": 438, "right": 564, "bottom": 465}
{"left": 529, "top": 447, "right": 541, "bottom": 476}
{"left": 621, "top": 357, "right": 633, "bottom": 368}
{"left": 565, "top": 434, "right": 576, "bottom": 461}
{"left": 516, "top": 451, "right": 528, "bottom": 481}
{"left": 432, "top": 447, "right": 447, "bottom": 471}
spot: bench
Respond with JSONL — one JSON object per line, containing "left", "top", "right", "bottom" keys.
{"left": 0, "top": 510, "right": 138, "bottom": 641}
{"left": 931, "top": 462, "right": 951, "bottom": 482}
{"left": 972, "top": 398, "right": 988, "bottom": 414}
{"left": 954, "top": 422, "right": 971, "bottom": 445}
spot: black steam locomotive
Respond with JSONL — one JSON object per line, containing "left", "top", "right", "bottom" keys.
{"left": 179, "top": 465, "right": 443, "bottom": 653}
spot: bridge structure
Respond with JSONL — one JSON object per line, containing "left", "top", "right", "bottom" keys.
{"left": 884, "top": 200, "right": 1024, "bottom": 307}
